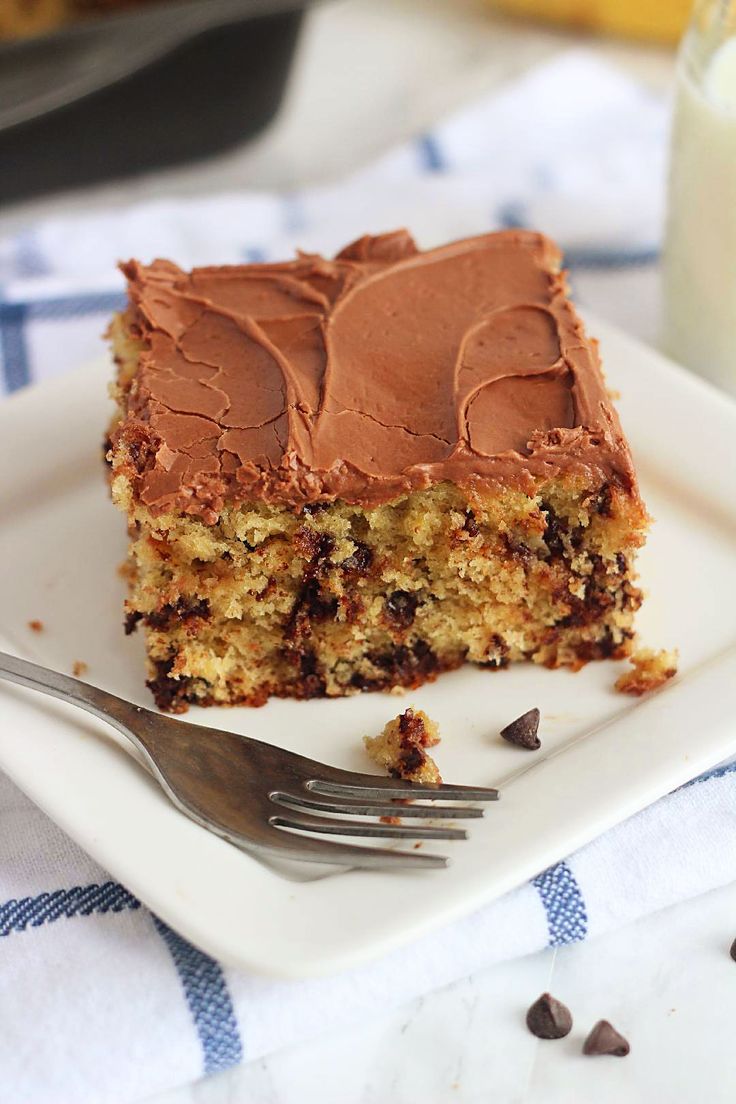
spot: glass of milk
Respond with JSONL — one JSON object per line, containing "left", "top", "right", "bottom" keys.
{"left": 662, "top": 0, "right": 736, "bottom": 394}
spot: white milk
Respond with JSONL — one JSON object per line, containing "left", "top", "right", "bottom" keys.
{"left": 662, "top": 37, "right": 736, "bottom": 394}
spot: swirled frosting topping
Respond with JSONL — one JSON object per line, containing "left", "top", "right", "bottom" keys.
{"left": 115, "top": 229, "right": 637, "bottom": 519}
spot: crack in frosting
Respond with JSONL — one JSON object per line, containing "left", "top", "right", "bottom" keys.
{"left": 114, "top": 229, "right": 638, "bottom": 520}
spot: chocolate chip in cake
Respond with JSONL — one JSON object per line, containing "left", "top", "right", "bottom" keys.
{"left": 146, "top": 656, "right": 193, "bottom": 714}
{"left": 299, "top": 579, "right": 338, "bottom": 623}
{"left": 385, "top": 590, "right": 419, "bottom": 629}
{"left": 145, "top": 597, "right": 210, "bottom": 631}
{"left": 595, "top": 482, "right": 614, "bottom": 518}
{"left": 540, "top": 501, "right": 566, "bottom": 557}
{"left": 297, "top": 650, "right": 327, "bottom": 698}
{"left": 729, "top": 937, "right": 736, "bottom": 962}
{"left": 500, "top": 707, "right": 541, "bottom": 750}
{"left": 526, "top": 993, "right": 573, "bottom": 1039}
{"left": 370, "top": 639, "right": 440, "bottom": 686}
{"left": 293, "top": 526, "right": 334, "bottom": 563}
{"left": 464, "top": 509, "right": 480, "bottom": 537}
{"left": 341, "top": 541, "right": 373, "bottom": 576}
{"left": 582, "top": 1020, "right": 630, "bottom": 1057}
{"left": 124, "top": 610, "right": 143, "bottom": 635}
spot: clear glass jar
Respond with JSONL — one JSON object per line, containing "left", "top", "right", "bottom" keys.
{"left": 662, "top": 0, "right": 736, "bottom": 395}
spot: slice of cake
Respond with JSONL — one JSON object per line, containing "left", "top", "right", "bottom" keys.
{"left": 106, "top": 229, "right": 648, "bottom": 712}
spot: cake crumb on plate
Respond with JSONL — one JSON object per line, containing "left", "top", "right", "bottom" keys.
{"left": 27, "top": 619, "right": 44, "bottom": 633}
{"left": 615, "top": 647, "right": 678, "bottom": 695}
{"left": 72, "top": 660, "right": 89, "bottom": 678}
{"left": 364, "top": 708, "right": 442, "bottom": 783}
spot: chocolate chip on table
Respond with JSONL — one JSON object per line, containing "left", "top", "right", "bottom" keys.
{"left": 525, "top": 993, "right": 573, "bottom": 1039}
{"left": 582, "top": 1020, "right": 630, "bottom": 1057}
{"left": 500, "top": 707, "right": 541, "bottom": 750}
{"left": 730, "top": 937, "right": 736, "bottom": 962}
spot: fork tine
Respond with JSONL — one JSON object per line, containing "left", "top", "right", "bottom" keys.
{"left": 270, "top": 811, "right": 467, "bottom": 841}
{"left": 269, "top": 791, "right": 485, "bottom": 819}
{"left": 307, "top": 777, "right": 500, "bottom": 802}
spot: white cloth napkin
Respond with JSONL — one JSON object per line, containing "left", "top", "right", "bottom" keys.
{"left": 3, "top": 51, "right": 731, "bottom": 1104}
{"left": 0, "top": 50, "right": 667, "bottom": 400}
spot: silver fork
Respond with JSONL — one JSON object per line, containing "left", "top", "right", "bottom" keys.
{"left": 0, "top": 652, "right": 499, "bottom": 870}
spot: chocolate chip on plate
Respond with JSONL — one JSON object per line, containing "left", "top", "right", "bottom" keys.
{"left": 525, "top": 992, "right": 573, "bottom": 1039}
{"left": 500, "top": 707, "right": 541, "bottom": 750}
{"left": 730, "top": 937, "right": 736, "bottom": 962}
{"left": 582, "top": 1020, "right": 630, "bottom": 1057}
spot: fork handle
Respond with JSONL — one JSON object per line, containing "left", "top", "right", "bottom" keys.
{"left": 0, "top": 649, "right": 151, "bottom": 755}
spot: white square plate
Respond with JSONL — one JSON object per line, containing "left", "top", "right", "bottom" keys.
{"left": 1, "top": 314, "right": 735, "bottom": 979}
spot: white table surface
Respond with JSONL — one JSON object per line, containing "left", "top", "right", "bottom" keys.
{"left": 6, "top": 3, "right": 731, "bottom": 1102}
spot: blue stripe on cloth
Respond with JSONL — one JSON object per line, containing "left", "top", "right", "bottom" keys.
{"left": 1, "top": 290, "right": 126, "bottom": 393}
{"left": 25, "top": 291, "right": 126, "bottom": 320}
{"left": 681, "top": 759, "right": 736, "bottom": 789}
{"left": 0, "top": 881, "right": 140, "bottom": 937}
{"left": 417, "top": 133, "right": 445, "bottom": 172}
{"left": 496, "top": 202, "right": 659, "bottom": 269}
{"left": 282, "top": 193, "right": 306, "bottom": 234}
{"left": 532, "top": 860, "right": 588, "bottom": 947}
{"left": 0, "top": 301, "right": 31, "bottom": 392}
{"left": 152, "top": 917, "right": 243, "bottom": 1075}
{"left": 13, "top": 230, "right": 51, "bottom": 279}
{"left": 496, "top": 200, "right": 527, "bottom": 230}
{"left": 562, "top": 246, "right": 660, "bottom": 270}
{"left": 242, "top": 245, "right": 267, "bottom": 263}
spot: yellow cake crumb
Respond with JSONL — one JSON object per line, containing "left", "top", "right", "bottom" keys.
{"left": 72, "top": 660, "right": 89, "bottom": 678}
{"left": 615, "top": 647, "right": 678, "bottom": 695}
{"left": 364, "top": 707, "right": 442, "bottom": 784}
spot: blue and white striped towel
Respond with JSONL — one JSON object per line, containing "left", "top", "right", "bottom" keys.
{"left": 2, "top": 52, "right": 734, "bottom": 1104}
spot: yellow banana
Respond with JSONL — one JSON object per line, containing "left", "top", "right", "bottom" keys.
{"left": 491, "top": 0, "right": 692, "bottom": 44}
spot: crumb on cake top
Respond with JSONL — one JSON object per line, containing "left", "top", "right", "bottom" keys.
{"left": 112, "top": 229, "right": 639, "bottom": 521}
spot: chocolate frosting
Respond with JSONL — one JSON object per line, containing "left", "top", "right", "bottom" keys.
{"left": 115, "top": 230, "right": 638, "bottom": 520}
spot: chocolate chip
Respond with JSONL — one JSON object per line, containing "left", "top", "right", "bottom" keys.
{"left": 730, "top": 937, "right": 736, "bottom": 962}
{"left": 391, "top": 709, "right": 434, "bottom": 778}
{"left": 582, "top": 1020, "right": 630, "bottom": 1057}
{"left": 146, "top": 657, "right": 194, "bottom": 714}
{"left": 394, "top": 744, "right": 425, "bottom": 776}
{"left": 145, "top": 597, "right": 210, "bottom": 630}
{"left": 500, "top": 707, "right": 540, "bottom": 750}
{"left": 540, "top": 501, "right": 565, "bottom": 557}
{"left": 293, "top": 526, "right": 335, "bottom": 563}
{"left": 501, "top": 532, "right": 534, "bottom": 565}
{"left": 595, "top": 483, "right": 614, "bottom": 518}
{"left": 341, "top": 541, "right": 373, "bottom": 576}
{"left": 124, "top": 610, "right": 143, "bottom": 635}
{"left": 525, "top": 993, "right": 573, "bottom": 1039}
{"left": 385, "top": 590, "right": 419, "bottom": 629}
{"left": 285, "top": 578, "right": 338, "bottom": 641}
{"left": 464, "top": 510, "right": 479, "bottom": 537}
{"left": 398, "top": 707, "right": 427, "bottom": 743}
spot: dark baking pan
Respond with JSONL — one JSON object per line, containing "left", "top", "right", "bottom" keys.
{"left": 0, "top": 0, "right": 311, "bottom": 204}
